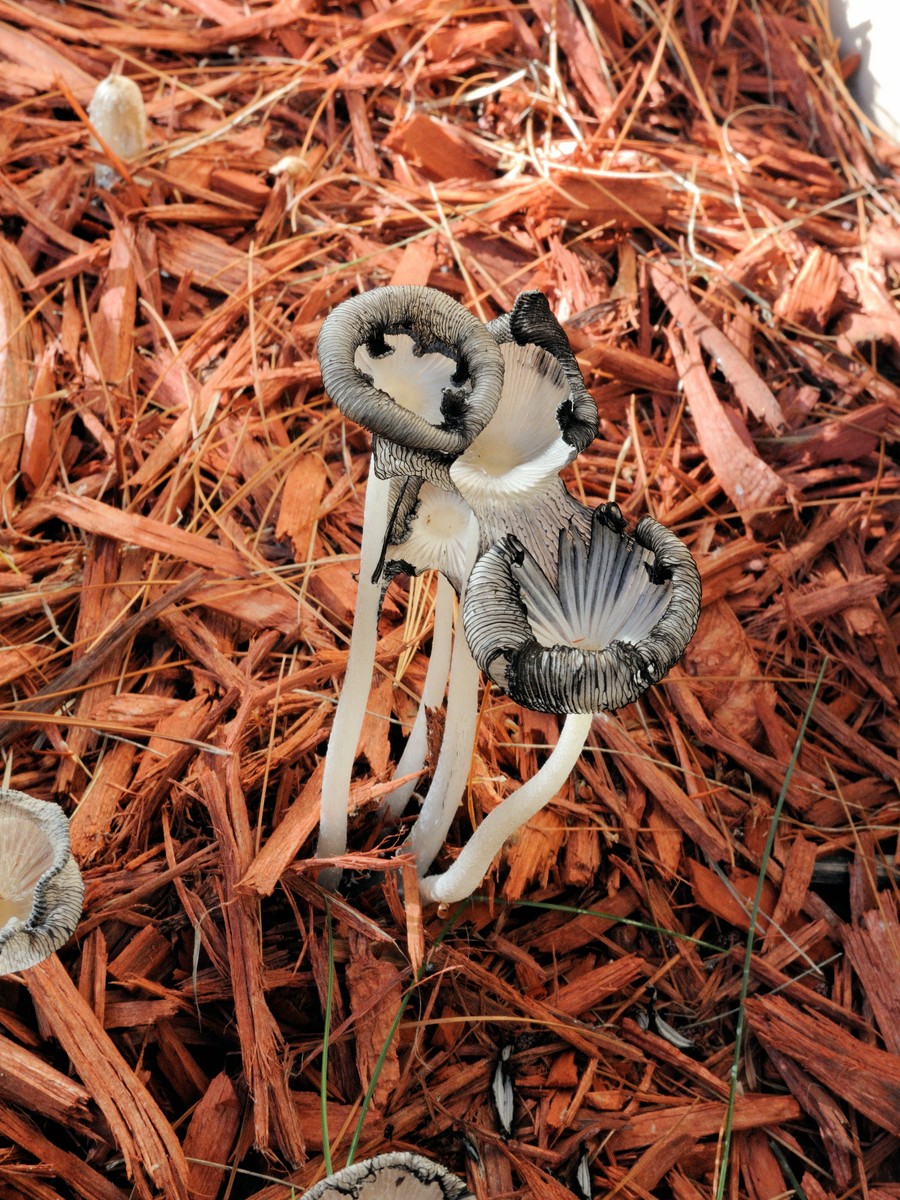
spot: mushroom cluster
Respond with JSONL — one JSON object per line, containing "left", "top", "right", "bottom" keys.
{"left": 315, "top": 286, "right": 701, "bottom": 901}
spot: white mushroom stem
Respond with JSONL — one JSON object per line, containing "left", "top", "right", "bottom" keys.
{"left": 407, "top": 521, "right": 481, "bottom": 876}
{"left": 383, "top": 572, "right": 455, "bottom": 818}
{"left": 418, "top": 711, "right": 594, "bottom": 905}
{"left": 315, "top": 469, "right": 393, "bottom": 882}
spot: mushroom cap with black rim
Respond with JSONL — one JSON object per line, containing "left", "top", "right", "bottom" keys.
{"left": 486, "top": 289, "right": 597, "bottom": 456}
{"left": 303, "top": 1152, "right": 472, "bottom": 1200}
{"left": 0, "top": 790, "right": 84, "bottom": 975}
{"left": 462, "top": 502, "right": 702, "bottom": 714}
{"left": 317, "top": 286, "right": 504, "bottom": 482}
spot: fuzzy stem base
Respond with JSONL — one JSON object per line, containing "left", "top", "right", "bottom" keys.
{"left": 418, "top": 711, "right": 594, "bottom": 905}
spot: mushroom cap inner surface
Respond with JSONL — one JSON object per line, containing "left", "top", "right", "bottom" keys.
{"left": 0, "top": 813, "right": 55, "bottom": 926}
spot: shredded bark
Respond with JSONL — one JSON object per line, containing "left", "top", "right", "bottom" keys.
{"left": 0, "top": 1, "right": 898, "bottom": 1198}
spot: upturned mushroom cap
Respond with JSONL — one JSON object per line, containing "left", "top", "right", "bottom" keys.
{"left": 317, "top": 286, "right": 504, "bottom": 479}
{"left": 383, "top": 478, "right": 478, "bottom": 593}
{"left": 487, "top": 290, "right": 597, "bottom": 455}
{"left": 0, "top": 790, "right": 84, "bottom": 975}
{"left": 304, "top": 1152, "right": 472, "bottom": 1200}
{"left": 462, "top": 502, "right": 702, "bottom": 714}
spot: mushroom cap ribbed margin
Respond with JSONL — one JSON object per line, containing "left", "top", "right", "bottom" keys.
{"left": 487, "top": 290, "right": 597, "bottom": 455}
{"left": 303, "top": 1151, "right": 473, "bottom": 1199}
{"left": 462, "top": 517, "right": 701, "bottom": 715}
{"left": 0, "top": 789, "right": 84, "bottom": 975}
{"left": 317, "top": 286, "right": 504, "bottom": 456}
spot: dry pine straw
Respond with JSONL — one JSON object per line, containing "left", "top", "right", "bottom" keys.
{"left": 0, "top": 1, "right": 898, "bottom": 1198}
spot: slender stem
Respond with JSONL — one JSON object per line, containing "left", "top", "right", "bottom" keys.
{"left": 383, "top": 572, "right": 455, "bottom": 818}
{"left": 320, "top": 899, "right": 334, "bottom": 1176}
{"left": 419, "top": 711, "right": 594, "bottom": 905}
{"left": 407, "top": 520, "right": 481, "bottom": 877}
{"left": 315, "top": 469, "right": 393, "bottom": 882}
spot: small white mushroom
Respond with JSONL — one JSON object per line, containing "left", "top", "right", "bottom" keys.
{"left": 87, "top": 73, "right": 147, "bottom": 189}
{"left": 0, "top": 789, "right": 84, "bottom": 975}
{"left": 418, "top": 503, "right": 701, "bottom": 904}
{"left": 304, "top": 1152, "right": 472, "bottom": 1200}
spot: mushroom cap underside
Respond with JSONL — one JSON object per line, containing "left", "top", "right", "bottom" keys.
{"left": 462, "top": 505, "right": 702, "bottom": 714}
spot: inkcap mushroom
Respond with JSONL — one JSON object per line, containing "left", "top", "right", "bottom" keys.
{"left": 314, "top": 287, "right": 503, "bottom": 877}
{"left": 303, "top": 1151, "right": 472, "bottom": 1199}
{"left": 418, "top": 502, "right": 701, "bottom": 903}
{"left": 0, "top": 790, "right": 84, "bottom": 975}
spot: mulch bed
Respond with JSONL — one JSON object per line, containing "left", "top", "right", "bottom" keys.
{"left": 1, "top": 1, "right": 899, "bottom": 1198}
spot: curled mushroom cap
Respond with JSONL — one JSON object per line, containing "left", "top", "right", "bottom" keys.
{"left": 487, "top": 289, "right": 598, "bottom": 456}
{"left": 317, "top": 286, "right": 504, "bottom": 479}
{"left": 304, "top": 1152, "right": 473, "bottom": 1200}
{"left": 462, "top": 502, "right": 702, "bottom": 714}
{"left": 0, "top": 790, "right": 84, "bottom": 975}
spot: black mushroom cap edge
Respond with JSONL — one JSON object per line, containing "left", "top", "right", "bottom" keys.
{"left": 462, "top": 503, "right": 702, "bottom": 715}
{"left": 316, "top": 285, "right": 505, "bottom": 457}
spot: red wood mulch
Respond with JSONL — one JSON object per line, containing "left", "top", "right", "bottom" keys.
{"left": 0, "top": 2, "right": 898, "bottom": 1198}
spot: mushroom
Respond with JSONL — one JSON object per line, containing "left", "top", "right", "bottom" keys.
{"left": 418, "top": 502, "right": 701, "bottom": 904}
{"left": 0, "top": 790, "right": 84, "bottom": 975}
{"left": 407, "top": 298, "right": 601, "bottom": 875}
{"left": 87, "top": 73, "right": 147, "bottom": 189}
{"left": 315, "top": 288, "right": 503, "bottom": 875}
{"left": 450, "top": 291, "right": 598, "bottom": 580}
{"left": 303, "top": 1152, "right": 472, "bottom": 1200}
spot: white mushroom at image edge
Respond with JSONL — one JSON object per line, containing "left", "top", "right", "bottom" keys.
{"left": 314, "top": 287, "right": 503, "bottom": 880}
{"left": 87, "top": 73, "right": 147, "bottom": 189}
{"left": 0, "top": 790, "right": 84, "bottom": 975}
{"left": 303, "top": 1152, "right": 472, "bottom": 1200}
{"left": 418, "top": 502, "right": 702, "bottom": 905}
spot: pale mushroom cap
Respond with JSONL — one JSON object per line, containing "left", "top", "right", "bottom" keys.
{"left": 462, "top": 503, "right": 702, "bottom": 713}
{"left": 317, "top": 286, "right": 504, "bottom": 470}
{"left": 304, "top": 1152, "right": 473, "bottom": 1200}
{"left": 0, "top": 790, "right": 84, "bottom": 975}
{"left": 487, "top": 289, "right": 597, "bottom": 455}
{"left": 450, "top": 343, "right": 574, "bottom": 501}
{"left": 385, "top": 480, "right": 478, "bottom": 593}
{"left": 87, "top": 75, "right": 147, "bottom": 160}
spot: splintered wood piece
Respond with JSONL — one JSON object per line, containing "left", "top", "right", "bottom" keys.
{"left": 25, "top": 955, "right": 189, "bottom": 1200}
{"left": 238, "top": 759, "right": 324, "bottom": 895}
{"left": 384, "top": 114, "right": 495, "bottom": 182}
{"left": 842, "top": 898, "right": 900, "bottom": 1056}
{"left": 651, "top": 264, "right": 785, "bottom": 431}
{"left": 0, "top": 254, "right": 31, "bottom": 495}
{"left": 0, "top": 1032, "right": 92, "bottom": 1128}
{"left": 344, "top": 928, "right": 404, "bottom": 1111}
{"left": 746, "top": 994, "right": 900, "bottom": 1136}
{"left": 183, "top": 1073, "right": 242, "bottom": 1200}
{"left": 198, "top": 759, "right": 305, "bottom": 1165}
{"left": 0, "top": 1099, "right": 128, "bottom": 1200}
{"left": 665, "top": 325, "right": 787, "bottom": 528}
